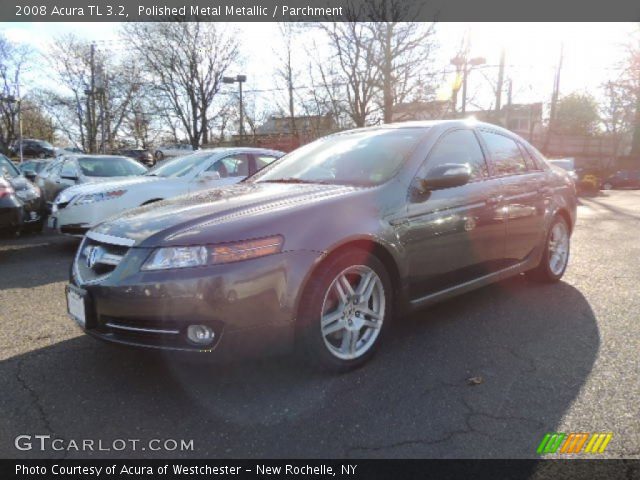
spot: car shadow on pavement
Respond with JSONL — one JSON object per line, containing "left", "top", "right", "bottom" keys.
{"left": 0, "top": 233, "right": 79, "bottom": 290}
{"left": 0, "top": 275, "right": 598, "bottom": 459}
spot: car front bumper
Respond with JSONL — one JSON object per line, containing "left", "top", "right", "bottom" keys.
{"left": 50, "top": 201, "right": 117, "bottom": 236}
{"left": 68, "top": 248, "right": 322, "bottom": 358}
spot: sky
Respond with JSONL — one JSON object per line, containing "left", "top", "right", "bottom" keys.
{"left": 0, "top": 22, "right": 635, "bottom": 116}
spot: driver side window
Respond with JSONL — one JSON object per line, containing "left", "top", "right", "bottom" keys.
{"left": 207, "top": 154, "right": 250, "bottom": 178}
{"left": 419, "top": 129, "right": 489, "bottom": 181}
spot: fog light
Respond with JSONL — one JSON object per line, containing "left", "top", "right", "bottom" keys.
{"left": 187, "top": 325, "right": 215, "bottom": 345}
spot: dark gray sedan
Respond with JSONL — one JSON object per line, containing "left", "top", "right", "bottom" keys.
{"left": 66, "top": 121, "right": 577, "bottom": 371}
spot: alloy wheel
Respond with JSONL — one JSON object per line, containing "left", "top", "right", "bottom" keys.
{"left": 548, "top": 222, "right": 569, "bottom": 276}
{"left": 320, "top": 265, "right": 386, "bottom": 360}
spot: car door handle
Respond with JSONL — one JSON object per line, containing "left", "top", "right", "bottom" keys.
{"left": 486, "top": 195, "right": 503, "bottom": 206}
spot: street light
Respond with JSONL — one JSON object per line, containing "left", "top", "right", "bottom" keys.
{"left": 450, "top": 55, "right": 486, "bottom": 116}
{"left": 223, "top": 75, "right": 247, "bottom": 144}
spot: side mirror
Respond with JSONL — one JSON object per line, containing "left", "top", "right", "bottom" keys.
{"left": 198, "top": 171, "right": 221, "bottom": 182}
{"left": 419, "top": 163, "right": 471, "bottom": 191}
{"left": 24, "top": 172, "right": 36, "bottom": 181}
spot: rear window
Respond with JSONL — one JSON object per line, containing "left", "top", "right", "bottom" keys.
{"left": 78, "top": 156, "right": 147, "bottom": 177}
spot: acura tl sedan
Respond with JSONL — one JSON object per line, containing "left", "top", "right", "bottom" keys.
{"left": 66, "top": 121, "right": 577, "bottom": 372}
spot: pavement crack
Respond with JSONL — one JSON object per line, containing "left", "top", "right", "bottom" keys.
{"left": 15, "top": 357, "right": 55, "bottom": 435}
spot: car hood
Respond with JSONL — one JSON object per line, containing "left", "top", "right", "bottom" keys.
{"left": 55, "top": 175, "right": 165, "bottom": 203}
{"left": 91, "top": 182, "right": 361, "bottom": 246}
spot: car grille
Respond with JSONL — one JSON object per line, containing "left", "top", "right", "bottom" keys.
{"left": 74, "top": 232, "right": 133, "bottom": 285}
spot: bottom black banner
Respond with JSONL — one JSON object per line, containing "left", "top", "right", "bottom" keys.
{"left": 3, "top": 459, "right": 640, "bottom": 480}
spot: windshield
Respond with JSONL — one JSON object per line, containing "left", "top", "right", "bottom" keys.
{"left": 37, "top": 140, "right": 54, "bottom": 149}
{"left": 0, "top": 155, "right": 20, "bottom": 178}
{"left": 146, "top": 151, "right": 215, "bottom": 178}
{"left": 252, "top": 128, "right": 426, "bottom": 186}
{"left": 78, "top": 156, "right": 147, "bottom": 177}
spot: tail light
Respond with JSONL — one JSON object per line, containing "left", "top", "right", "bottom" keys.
{"left": 0, "top": 183, "right": 15, "bottom": 199}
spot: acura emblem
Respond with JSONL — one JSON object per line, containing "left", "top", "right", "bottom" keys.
{"left": 85, "top": 246, "right": 103, "bottom": 269}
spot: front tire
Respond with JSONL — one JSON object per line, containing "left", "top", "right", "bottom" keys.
{"left": 526, "top": 215, "right": 570, "bottom": 283}
{"left": 297, "top": 248, "right": 393, "bottom": 372}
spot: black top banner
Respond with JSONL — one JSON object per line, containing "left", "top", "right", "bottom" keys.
{"left": 5, "top": 0, "right": 640, "bottom": 22}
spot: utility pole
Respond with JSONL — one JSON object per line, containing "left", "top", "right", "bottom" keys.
{"left": 86, "top": 42, "right": 97, "bottom": 153}
{"left": 495, "top": 48, "right": 505, "bottom": 113}
{"left": 545, "top": 43, "right": 564, "bottom": 151}
{"left": 223, "top": 75, "right": 247, "bottom": 145}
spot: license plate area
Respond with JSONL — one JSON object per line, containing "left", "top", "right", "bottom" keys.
{"left": 66, "top": 284, "right": 87, "bottom": 328}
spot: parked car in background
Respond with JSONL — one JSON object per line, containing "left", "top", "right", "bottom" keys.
{"left": 601, "top": 170, "right": 640, "bottom": 190}
{"left": 36, "top": 155, "right": 147, "bottom": 210}
{"left": 67, "top": 121, "right": 576, "bottom": 371}
{"left": 56, "top": 146, "right": 85, "bottom": 156}
{"left": 154, "top": 143, "right": 194, "bottom": 162}
{"left": 18, "top": 159, "right": 52, "bottom": 182}
{"left": 11, "top": 139, "right": 56, "bottom": 158}
{"left": 117, "top": 148, "right": 155, "bottom": 167}
{"left": 547, "top": 158, "right": 578, "bottom": 181}
{"left": 0, "top": 154, "right": 43, "bottom": 232}
{"left": 49, "top": 148, "right": 282, "bottom": 236}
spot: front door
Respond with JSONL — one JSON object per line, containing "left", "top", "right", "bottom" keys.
{"left": 403, "top": 128, "right": 506, "bottom": 300}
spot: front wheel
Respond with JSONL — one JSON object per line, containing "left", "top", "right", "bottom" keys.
{"left": 526, "top": 215, "right": 570, "bottom": 283}
{"left": 297, "top": 249, "right": 393, "bottom": 372}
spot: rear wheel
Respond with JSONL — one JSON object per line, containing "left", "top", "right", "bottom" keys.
{"left": 297, "top": 249, "right": 393, "bottom": 372}
{"left": 602, "top": 182, "right": 613, "bottom": 190}
{"left": 526, "top": 215, "right": 570, "bottom": 283}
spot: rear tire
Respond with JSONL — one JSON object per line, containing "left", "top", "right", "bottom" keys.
{"left": 297, "top": 248, "right": 393, "bottom": 373}
{"left": 526, "top": 215, "right": 570, "bottom": 283}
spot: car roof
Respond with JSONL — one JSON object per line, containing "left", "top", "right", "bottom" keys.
{"left": 331, "top": 119, "right": 518, "bottom": 137}
{"left": 197, "top": 147, "right": 285, "bottom": 156}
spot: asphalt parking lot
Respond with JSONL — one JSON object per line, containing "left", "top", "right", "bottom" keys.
{"left": 0, "top": 191, "right": 639, "bottom": 459}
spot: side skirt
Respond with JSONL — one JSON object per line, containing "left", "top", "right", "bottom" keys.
{"left": 407, "top": 256, "right": 538, "bottom": 312}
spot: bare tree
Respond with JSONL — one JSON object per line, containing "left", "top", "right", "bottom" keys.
{"left": 371, "top": 22, "right": 437, "bottom": 123}
{"left": 315, "top": 22, "right": 380, "bottom": 127}
{"left": 274, "top": 23, "right": 300, "bottom": 136}
{"left": 122, "top": 22, "right": 239, "bottom": 149}
{"left": 43, "top": 35, "right": 140, "bottom": 152}
{"left": 0, "top": 35, "right": 30, "bottom": 152}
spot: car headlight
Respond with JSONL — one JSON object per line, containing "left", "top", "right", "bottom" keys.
{"left": 141, "top": 236, "right": 284, "bottom": 271}
{"left": 74, "top": 189, "right": 127, "bottom": 206}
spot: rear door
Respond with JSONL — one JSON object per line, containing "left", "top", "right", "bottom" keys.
{"left": 479, "top": 130, "right": 546, "bottom": 266}
{"left": 403, "top": 128, "right": 506, "bottom": 299}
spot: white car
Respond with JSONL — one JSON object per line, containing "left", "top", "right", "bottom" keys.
{"left": 154, "top": 143, "right": 195, "bottom": 162}
{"left": 48, "top": 147, "right": 283, "bottom": 236}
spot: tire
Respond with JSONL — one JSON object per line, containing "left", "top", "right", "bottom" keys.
{"left": 297, "top": 248, "right": 394, "bottom": 373}
{"left": 602, "top": 182, "right": 613, "bottom": 190}
{"left": 526, "top": 215, "right": 570, "bottom": 283}
{"left": 154, "top": 151, "right": 164, "bottom": 162}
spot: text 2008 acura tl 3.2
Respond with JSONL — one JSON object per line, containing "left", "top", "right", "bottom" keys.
{"left": 66, "top": 121, "right": 576, "bottom": 372}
